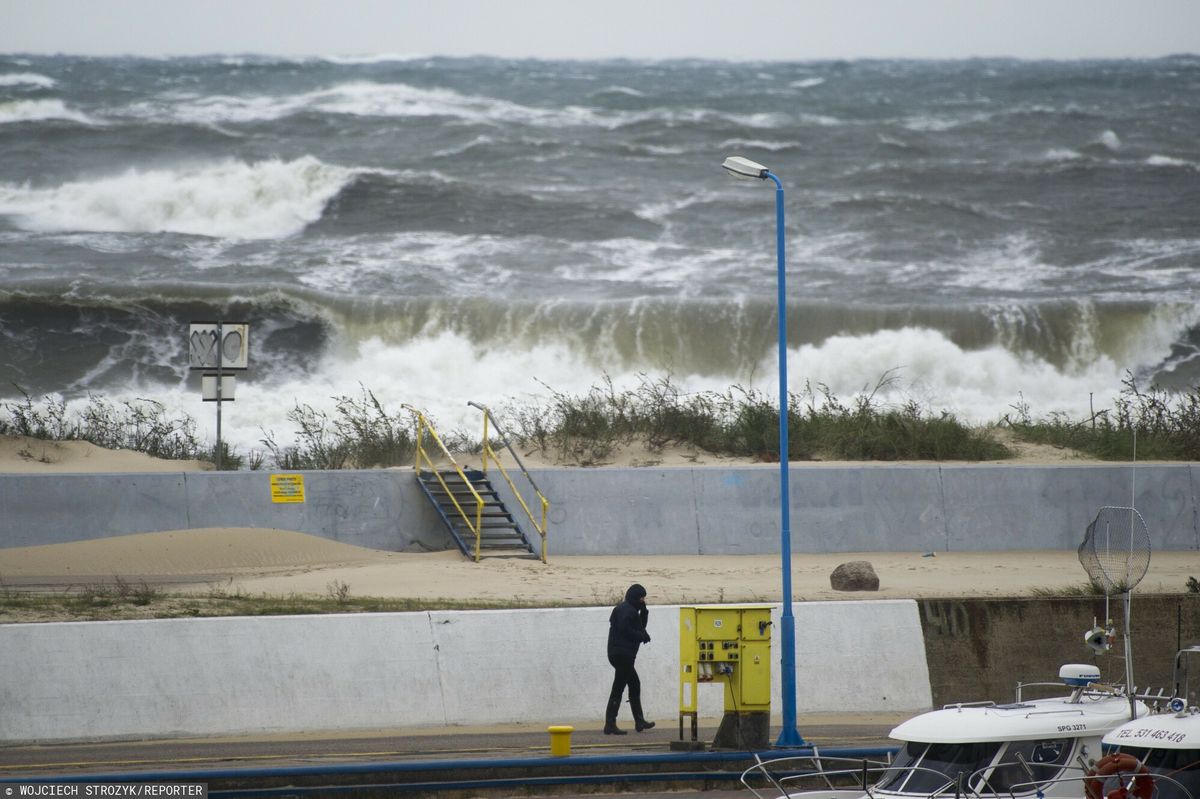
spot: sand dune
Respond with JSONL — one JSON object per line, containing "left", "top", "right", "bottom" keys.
{"left": 3, "top": 527, "right": 1198, "bottom": 604}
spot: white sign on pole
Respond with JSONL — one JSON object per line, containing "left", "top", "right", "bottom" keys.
{"left": 189, "top": 322, "right": 250, "bottom": 370}
{"left": 201, "top": 374, "right": 237, "bottom": 401}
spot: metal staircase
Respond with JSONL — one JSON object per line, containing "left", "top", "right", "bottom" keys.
{"left": 415, "top": 468, "right": 537, "bottom": 559}
{"left": 405, "top": 403, "right": 549, "bottom": 563}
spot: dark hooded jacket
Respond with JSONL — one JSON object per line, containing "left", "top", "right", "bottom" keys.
{"left": 607, "top": 583, "right": 650, "bottom": 660}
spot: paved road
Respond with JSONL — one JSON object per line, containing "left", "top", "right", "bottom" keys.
{"left": 0, "top": 713, "right": 905, "bottom": 779}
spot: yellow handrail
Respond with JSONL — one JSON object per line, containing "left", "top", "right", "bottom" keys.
{"left": 404, "top": 405, "right": 486, "bottom": 562}
{"left": 469, "top": 401, "right": 550, "bottom": 563}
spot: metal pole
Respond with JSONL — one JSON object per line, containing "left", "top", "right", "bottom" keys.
{"left": 766, "top": 171, "right": 804, "bottom": 747}
{"left": 215, "top": 321, "right": 223, "bottom": 471}
{"left": 1124, "top": 591, "right": 1135, "bottom": 720}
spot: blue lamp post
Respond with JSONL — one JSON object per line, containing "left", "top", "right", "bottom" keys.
{"left": 721, "top": 155, "right": 804, "bottom": 747}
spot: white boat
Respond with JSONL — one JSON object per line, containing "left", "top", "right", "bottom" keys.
{"left": 1090, "top": 647, "right": 1200, "bottom": 799}
{"left": 743, "top": 664, "right": 1150, "bottom": 799}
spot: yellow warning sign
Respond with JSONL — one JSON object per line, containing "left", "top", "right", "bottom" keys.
{"left": 270, "top": 473, "right": 305, "bottom": 503}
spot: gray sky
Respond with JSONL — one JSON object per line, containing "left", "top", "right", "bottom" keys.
{"left": 2, "top": 0, "right": 1198, "bottom": 61}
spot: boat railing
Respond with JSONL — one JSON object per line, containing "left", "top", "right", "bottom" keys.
{"left": 745, "top": 757, "right": 1196, "bottom": 799}
{"left": 740, "top": 758, "right": 956, "bottom": 799}
{"left": 965, "top": 758, "right": 1090, "bottom": 797}
{"left": 983, "top": 768, "right": 1195, "bottom": 799}
{"left": 1013, "top": 680, "right": 1174, "bottom": 711}
{"left": 1014, "top": 680, "right": 1132, "bottom": 704}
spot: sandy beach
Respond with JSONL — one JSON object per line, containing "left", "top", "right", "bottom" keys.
{"left": 2, "top": 433, "right": 1197, "bottom": 610}
{"left": 3, "top": 526, "right": 1198, "bottom": 605}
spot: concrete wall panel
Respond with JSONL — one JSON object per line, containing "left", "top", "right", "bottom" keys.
{"left": 690, "top": 468, "right": 777, "bottom": 555}
{"left": 941, "top": 465, "right": 1196, "bottom": 552}
{"left": 793, "top": 600, "right": 931, "bottom": 712}
{"left": 0, "top": 614, "right": 444, "bottom": 741}
{"left": 0, "top": 473, "right": 188, "bottom": 548}
{"left": 531, "top": 470, "right": 696, "bottom": 555}
{"left": 2, "top": 464, "right": 1197, "bottom": 555}
{"left": 0, "top": 601, "right": 929, "bottom": 743}
{"left": 789, "top": 468, "right": 947, "bottom": 553}
{"left": 183, "top": 470, "right": 447, "bottom": 552}
{"left": 1190, "top": 464, "right": 1200, "bottom": 551}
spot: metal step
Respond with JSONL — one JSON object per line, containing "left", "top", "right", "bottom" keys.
{"left": 415, "top": 468, "right": 536, "bottom": 560}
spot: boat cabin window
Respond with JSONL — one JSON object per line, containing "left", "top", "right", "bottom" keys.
{"left": 878, "top": 739, "right": 1072, "bottom": 796}
{"left": 982, "top": 739, "right": 1074, "bottom": 794}
{"left": 877, "top": 741, "right": 1002, "bottom": 794}
{"left": 1118, "top": 746, "right": 1200, "bottom": 799}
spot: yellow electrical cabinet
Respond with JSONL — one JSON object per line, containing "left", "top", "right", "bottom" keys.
{"left": 677, "top": 605, "right": 772, "bottom": 747}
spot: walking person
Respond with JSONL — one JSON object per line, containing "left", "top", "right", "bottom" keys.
{"left": 604, "top": 583, "right": 656, "bottom": 735}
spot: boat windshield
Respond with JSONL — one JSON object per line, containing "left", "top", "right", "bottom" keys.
{"left": 979, "top": 739, "right": 1073, "bottom": 794}
{"left": 876, "top": 741, "right": 1002, "bottom": 794}
{"left": 1119, "top": 746, "right": 1200, "bottom": 799}
{"left": 877, "top": 739, "right": 1073, "bottom": 796}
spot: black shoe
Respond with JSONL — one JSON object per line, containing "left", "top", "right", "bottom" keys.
{"left": 635, "top": 719, "right": 656, "bottom": 732}
{"left": 603, "top": 723, "right": 627, "bottom": 735}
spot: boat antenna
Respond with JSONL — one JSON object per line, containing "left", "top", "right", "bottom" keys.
{"left": 1078, "top": 427, "right": 1150, "bottom": 721}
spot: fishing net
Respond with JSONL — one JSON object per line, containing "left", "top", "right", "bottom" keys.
{"left": 1078, "top": 506, "right": 1151, "bottom": 595}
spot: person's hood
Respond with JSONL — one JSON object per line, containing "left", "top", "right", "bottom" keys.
{"left": 625, "top": 583, "right": 646, "bottom": 603}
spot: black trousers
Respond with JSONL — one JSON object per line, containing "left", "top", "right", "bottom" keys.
{"left": 606, "top": 651, "right": 640, "bottom": 716}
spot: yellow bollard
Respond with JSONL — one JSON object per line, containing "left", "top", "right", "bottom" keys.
{"left": 547, "top": 725, "right": 574, "bottom": 757}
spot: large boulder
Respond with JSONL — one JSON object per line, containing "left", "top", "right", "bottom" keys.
{"left": 830, "top": 560, "right": 880, "bottom": 592}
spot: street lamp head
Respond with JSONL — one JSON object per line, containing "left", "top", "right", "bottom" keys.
{"left": 722, "top": 155, "right": 770, "bottom": 180}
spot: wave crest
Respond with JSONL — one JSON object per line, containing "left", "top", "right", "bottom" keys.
{"left": 0, "top": 99, "right": 95, "bottom": 125}
{"left": 0, "top": 156, "right": 360, "bottom": 239}
{"left": 0, "top": 72, "right": 57, "bottom": 88}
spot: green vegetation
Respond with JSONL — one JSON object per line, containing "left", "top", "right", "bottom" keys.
{"left": 1029, "top": 581, "right": 1108, "bottom": 597}
{"left": 1002, "top": 374, "right": 1200, "bottom": 461}
{"left": 0, "top": 389, "right": 206, "bottom": 461}
{"left": 504, "top": 373, "right": 1010, "bottom": 464}
{"left": 3, "top": 372, "right": 1199, "bottom": 470}
{"left": 260, "top": 388, "right": 416, "bottom": 470}
{"left": 0, "top": 579, "right": 609, "bottom": 624}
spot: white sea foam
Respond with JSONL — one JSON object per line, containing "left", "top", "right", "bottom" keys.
{"left": 431, "top": 134, "right": 496, "bottom": 158}
{"left": 797, "top": 112, "right": 841, "bottom": 127}
{"left": 791, "top": 327, "right": 1131, "bottom": 424}
{"left": 92, "top": 322, "right": 1177, "bottom": 456}
{"left": 1042, "top": 148, "right": 1083, "bottom": 162}
{"left": 1096, "top": 129, "right": 1121, "bottom": 151}
{"left": 126, "top": 80, "right": 796, "bottom": 133}
{"left": 140, "top": 81, "right": 600, "bottom": 128}
{"left": 0, "top": 156, "right": 360, "bottom": 239}
{"left": 0, "top": 98, "right": 95, "bottom": 125}
{"left": 901, "top": 111, "right": 992, "bottom": 132}
{"left": 1146, "top": 154, "right": 1197, "bottom": 170}
{"left": 719, "top": 138, "right": 801, "bottom": 152}
{"left": 790, "top": 77, "right": 826, "bottom": 89}
{"left": 552, "top": 238, "right": 735, "bottom": 292}
{"left": 592, "top": 85, "right": 646, "bottom": 98}
{"left": 0, "top": 72, "right": 56, "bottom": 88}
{"left": 876, "top": 134, "right": 911, "bottom": 149}
{"left": 321, "top": 53, "right": 430, "bottom": 64}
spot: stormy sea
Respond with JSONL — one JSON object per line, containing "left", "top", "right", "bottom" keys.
{"left": 1, "top": 54, "right": 1197, "bottom": 452}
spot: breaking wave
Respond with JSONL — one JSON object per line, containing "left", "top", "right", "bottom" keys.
{"left": 0, "top": 156, "right": 363, "bottom": 239}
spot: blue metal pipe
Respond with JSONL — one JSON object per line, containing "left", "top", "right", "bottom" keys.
{"left": 1, "top": 746, "right": 896, "bottom": 787}
{"left": 209, "top": 769, "right": 760, "bottom": 798}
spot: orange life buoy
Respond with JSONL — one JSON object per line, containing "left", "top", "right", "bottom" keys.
{"left": 1084, "top": 753, "right": 1155, "bottom": 799}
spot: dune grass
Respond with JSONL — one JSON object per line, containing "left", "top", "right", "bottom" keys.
{"left": 1001, "top": 374, "right": 1200, "bottom": 461}
{"left": 0, "top": 577, "right": 547, "bottom": 623}
{"left": 3, "top": 372, "right": 1198, "bottom": 470}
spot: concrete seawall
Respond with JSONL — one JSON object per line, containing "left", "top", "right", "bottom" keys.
{"left": 4, "top": 595, "right": 1198, "bottom": 744}
{"left": 0, "top": 600, "right": 931, "bottom": 743}
{"left": 2, "top": 463, "right": 1198, "bottom": 553}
